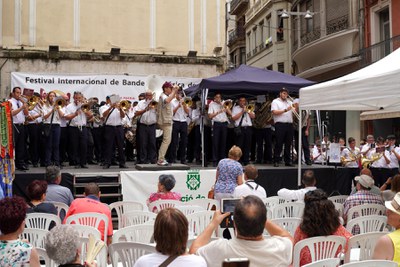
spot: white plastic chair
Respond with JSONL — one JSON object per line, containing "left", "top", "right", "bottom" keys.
{"left": 148, "top": 199, "right": 182, "bottom": 213}
{"left": 187, "top": 198, "right": 219, "bottom": 210}
{"left": 346, "top": 204, "right": 386, "bottom": 221}
{"left": 345, "top": 215, "right": 387, "bottom": 235}
{"left": 333, "top": 202, "right": 344, "bottom": 218}
{"left": 328, "top": 195, "right": 349, "bottom": 204}
{"left": 20, "top": 228, "right": 49, "bottom": 249}
{"left": 303, "top": 257, "right": 340, "bottom": 267}
{"left": 340, "top": 260, "right": 398, "bottom": 267}
{"left": 69, "top": 224, "right": 102, "bottom": 240}
{"left": 44, "top": 201, "right": 69, "bottom": 219}
{"left": 113, "top": 224, "right": 154, "bottom": 244}
{"left": 186, "top": 211, "right": 215, "bottom": 237}
{"left": 109, "top": 242, "right": 156, "bottom": 267}
{"left": 344, "top": 231, "right": 387, "bottom": 263}
{"left": 270, "top": 217, "right": 302, "bottom": 236}
{"left": 109, "top": 201, "right": 145, "bottom": 229}
{"left": 293, "top": 235, "right": 347, "bottom": 267}
{"left": 36, "top": 248, "right": 56, "bottom": 267}
{"left": 262, "top": 196, "right": 289, "bottom": 208}
{"left": 271, "top": 202, "right": 305, "bottom": 219}
{"left": 122, "top": 211, "right": 156, "bottom": 227}
{"left": 25, "top": 213, "right": 61, "bottom": 230}
{"left": 175, "top": 205, "right": 205, "bottom": 216}
{"left": 65, "top": 212, "right": 109, "bottom": 244}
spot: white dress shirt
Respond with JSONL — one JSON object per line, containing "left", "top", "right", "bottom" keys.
{"left": 341, "top": 147, "right": 361, "bottom": 168}
{"left": 99, "top": 104, "right": 123, "bottom": 126}
{"left": 9, "top": 98, "right": 26, "bottom": 124}
{"left": 208, "top": 101, "right": 228, "bottom": 123}
{"left": 231, "top": 106, "right": 253, "bottom": 127}
{"left": 65, "top": 103, "right": 86, "bottom": 126}
{"left": 271, "top": 98, "right": 293, "bottom": 123}
{"left": 42, "top": 104, "right": 61, "bottom": 124}
{"left": 171, "top": 99, "right": 188, "bottom": 122}
{"left": 137, "top": 100, "right": 157, "bottom": 125}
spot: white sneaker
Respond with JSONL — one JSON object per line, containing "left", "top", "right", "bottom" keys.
{"left": 157, "top": 160, "right": 169, "bottom": 166}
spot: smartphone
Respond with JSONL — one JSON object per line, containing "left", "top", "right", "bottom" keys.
{"left": 222, "top": 258, "right": 250, "bottom": 267}
{"left": 220, "top": 198, "right": 240, "bottom": 228}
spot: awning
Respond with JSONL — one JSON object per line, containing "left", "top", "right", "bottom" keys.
{"left": 360, "top": 110, "right": 400, "bottom": 121}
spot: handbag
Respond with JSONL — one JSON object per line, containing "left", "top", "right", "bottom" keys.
{"left": 208, "top": 186, "right": 215, "bottom": 199}
{"left": 234, "top": 113, "right": 245, "bottom": 136}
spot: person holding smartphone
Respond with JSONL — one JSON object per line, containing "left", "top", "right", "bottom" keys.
{"left": 189, "top": 196, "right": 293, "bottom": 267}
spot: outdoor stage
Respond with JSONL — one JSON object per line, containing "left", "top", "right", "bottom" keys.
{"left": 13, "top": 163, "right": 353, "bottom": 204}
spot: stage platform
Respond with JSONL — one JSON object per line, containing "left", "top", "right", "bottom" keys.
{"left": 13, "top": 162, "right": 353, "bottom": 202}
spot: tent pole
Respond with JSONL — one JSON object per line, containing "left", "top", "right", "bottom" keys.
{"left": 201, "top": 89, "right": 205, "bottom": 168}
{"left": 298, "top": 107, "right": 303, "bottom": 186}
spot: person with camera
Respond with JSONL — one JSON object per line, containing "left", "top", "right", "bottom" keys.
{"left": 189, "top": 195, "right": 293, "bottom": 267}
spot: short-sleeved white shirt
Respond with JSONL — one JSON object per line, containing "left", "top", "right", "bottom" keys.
{"left": 134, "top": 252, "right": 206, "bottom": 267}
{"left": 341, "top": 147, "right": 361, "bottom": 168}
{"left": 208, "top": 101, "right": 228, "bottom": 123}
{"left": 271, "top": 97, "right": 292, "bottom": 123}
{"left": 231, "top": 106, "right": 252, "bottom": 127}
{"left": 171, "top": 99, "right": 189, "bottom": 122}
{"left": 388, "top": 146, "right": 400, "bottom": 168}
{"left": 99, "top": 104, "right": 123, "bottom": 126}
{"left": 233, "top": 181, "right": 267, "bottom": 198}
{"left": 65, "top": 102, "right": 86, "bottom": 126}
{"left": 9, "top": 98, "right": 26, "bottom": 124}
{"left": 137, "top": 100, "right": 157, "bottom": 125}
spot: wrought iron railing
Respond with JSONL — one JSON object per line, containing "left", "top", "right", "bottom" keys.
{"left": 230, "top": 0, "right": 249, "bottom": 13}
{"left": 360, "top": 35, "right": 400, "bottom": 67}
{"left": 228, "top": 28, "right": 246, "bottom": 46}
{"left": 326, "top": 15, "right": 349, "bottom": 35}
{"left": 300, "top": 27, "right": 321, "bottom": 46}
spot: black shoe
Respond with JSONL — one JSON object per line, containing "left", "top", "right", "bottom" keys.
{"left": 87, "top": 160, "right": 97, "bottom": 165}
{"left": 119, "top": 164, "right": 128, "bottom": 169}
{"left": 32, "top": 163, "right": 38, "bottom": 168}
{"left": 285, "top": 163, "right": 295, "bottom": 167}
{"left": 111, "top": 161, "right": 118, "bottom": 166}
{"left": 81, "top": 164, "right": 89, "bottom": 169}
{"left": 274, "top": 162, "right": 279, "bottom": 167}
{"left": 75, "top": 165, "right": 81, "bottom": 169}
{"left": 103, "top": 164, "right": 110, "bottom": 169}
{"left": 306, "top": 161, "right": 312, "bottom": 166}
{"left": 180, "top": 161, "right": 187, "bottom": 164}
{"left": 17, "top": 166, "right": 27, "bottom": 171}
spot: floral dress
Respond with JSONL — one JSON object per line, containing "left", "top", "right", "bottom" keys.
{"left": 0, "top": 239, "right": 33, "bottom": 267}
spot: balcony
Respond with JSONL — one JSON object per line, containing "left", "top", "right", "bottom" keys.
{"left": 360, "top": 35, "right": 400, "bottom": 67}
{"left": 228, "top": 28, "right": 246, "bottom": 47}
{"left": 230, "top": 0, "right": 249, "bottom": 16}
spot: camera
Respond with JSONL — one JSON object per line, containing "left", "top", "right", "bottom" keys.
{"left": 220, "top": 198, "right": 240, "bottom": 228}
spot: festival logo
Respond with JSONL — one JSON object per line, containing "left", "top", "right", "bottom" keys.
{"left": 186, "top": 170, "right": 201, "bottom": 191}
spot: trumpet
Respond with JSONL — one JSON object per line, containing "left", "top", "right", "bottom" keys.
{"left": 223, "top": 100, "right": 233, "bottom": 110}
{"left": 27, "top": 95, "right": 43, "bottom": 111}
{"left": 119, "top": 100, "right": 131, "bottom": 111}
{"left": 246, "top": 103, "right": 255, "bottom": 113}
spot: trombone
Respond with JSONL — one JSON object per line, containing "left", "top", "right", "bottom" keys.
{"left": 54, "top": 96, "right": 66, "bottom": 109}
{"left": 287, "top": 95, "right": 300, "bottom": 120}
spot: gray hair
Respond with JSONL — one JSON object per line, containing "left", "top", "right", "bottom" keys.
{"left": 45, "top": 225, "right": 79, "bottom": 265}
{"left": 159, "top": 174, "right": 176, "bottom": 191}
{"left": 45, "top": 165, "right": 61, "bottom": 184}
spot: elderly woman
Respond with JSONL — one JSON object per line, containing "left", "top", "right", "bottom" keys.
{"left": 213, "top": 145, "right": 243, "bottom": 201}
{"left": 0, "top": 196, "right": 40, "bottom": 267}
{"left": 294, "top": 189, "right": 352, "bottom": 266}
{"left": 134, "top": 208, "right": 206, "bottom": 266}
{"left": 26, "top": 179, "right": 57, "bottom": 216}
{"left": 147, "top": 174, "right": 182, "bottom": 206}
{"left": 45, "top": 225, "right": 96, "bottom": 267}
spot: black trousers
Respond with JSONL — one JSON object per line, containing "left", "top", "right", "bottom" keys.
{"left": 274, "top": 122, "right": 294, "bottom": 164}
{"left": 370, "top": 167, "right": 390, "bottom": 187}
{"left": 212, "top": 122, "right": 228, "bottom": 163}
{"left": 103, "top": 125, "right": 125, "bottom": 165}
{"left": 235, "top": 126, "right": 252, "bottom": 164}
{"left": 168, "top": 121, "right": 188, "bottom": 163}
{"left": 294, "top": 127, "right": 311, "bottom": 163}
{"left": 59, "top": 126, "right": 69, "bottom": 164}
{"left": 138, "top": 123, "right": 157, "bottom": 163}
{"left": 68, "top": 126, "right": 88, "bottom": 166}
{"left": 255, "top": 127, "right": 273, "bottom": 163}
{"left": 13, "top": 124, "right": 26, "bottom": 168}
{"left": 92, "top": 126, "right": 104, "bottom": 163}
{"left": 27, "top": 124, "right": 41, "bottom": 165}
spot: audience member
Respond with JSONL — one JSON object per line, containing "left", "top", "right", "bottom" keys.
{"left": 26, "top": 179, "right": 57, "bottom": 219}
{"left": 233, "top": 164, "right": 266, "bottom": 198}
{"left": 277, "top": 170, "right": 317, "bottom": 202}
{"left": 213, "top": 145, "right": 244, "bottom": 201}
{"left": 63, "top": 183, "right": 113, "bottom": 244}
{"left": 380, "top": 174, "right": 400, "bottom": 201}
{"left": 45, "top": 165, "right": 74, "bottom": 206}
{"left": 373, "top": 192, "right": 400, "bottom": 265}
{"left": 0, "top": 196, "right": 40, "bottom": 267}
{"left": 45, "top": 225, "right": 96, "bottom": 267}
{"left": 134, "top": 208, "right": 206, "bottom": 267}
{"left": 190, "top": 195, "right": 293, "bottom": 267}
{"left": 343, "top": 174, "right": 384, "bottom": 224}
{"left": 294, "top": 189, "right": 352, "bottom": 266}
{"left": 147, "top": 174, "right": 182, "bottom": 207}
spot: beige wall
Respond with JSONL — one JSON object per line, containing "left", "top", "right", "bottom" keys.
{"left": 2, "top": 0, "right": 226, "bottom": 56}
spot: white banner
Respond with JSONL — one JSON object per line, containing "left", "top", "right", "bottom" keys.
{"left": 11, "top": 72, "right": 201, "bottom": 102}
{"left": 121, "top": 170, "right": 216, "bottom": 205}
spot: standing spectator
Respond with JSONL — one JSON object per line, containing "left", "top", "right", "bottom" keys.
{"left": 0, "top": 196, "right": 40, "bottom": 266}
{"left": 45, "top": 165, "right": 74, "bottom": 206}
{"left": 277, "top": 170, "right": 317, "bottom": 202}
{"left": 213, "top": 146, "right": 243, "bottom": 201}
{"left": 233, "top": 164, "right": 267, "bottom": 198}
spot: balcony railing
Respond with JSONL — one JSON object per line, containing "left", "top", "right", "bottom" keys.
{"left": 360, "top": 35, "right": 400, "bottom": 67}
{"left": 326, "top": 15, "right": 349, "bottom": 35}
{"left": 230, "top": 0, "right": 249, "bottom": 15}
{"left": 300, "top": 27, "right": 321, "bottom": 46}
{"left": 228, "top": 28, "right": 246, "bottom": 46}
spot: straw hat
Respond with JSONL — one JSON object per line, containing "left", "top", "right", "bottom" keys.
{"left": 385, "top": 192, "right": 400, "bottom": 216}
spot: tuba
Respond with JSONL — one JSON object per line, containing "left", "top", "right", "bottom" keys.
{"left": 253, "top": 101, "right": 273, "bottom": 128}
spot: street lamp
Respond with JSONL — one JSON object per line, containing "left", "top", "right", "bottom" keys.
{"left": 278, "top": 9, "right": 315, "bottom": 19}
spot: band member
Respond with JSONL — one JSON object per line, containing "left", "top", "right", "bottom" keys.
{"left": 9, "top": 87, "right": 29, "bottom": 171}
{"left": 88, "top": 97, "right": 103, "bottom": 164}
{"left": 64, "top": 91, "right": 92, "bottom": 169}
{"left": 26, "top": 93, "right": 43, "bottom": 167}
{"left": 208, "top": 93, "right": 232, "bottom": 166}
{"left": 59, "top": 95, "right": 70, "bottom": 167}
{"left": 253, "top": 98, "right": 273, "bottom": 164}
{"left": 100, "top": 95, "right": 128, "bottom": 169}
{"left": 341, "top": 137, "right": 361, "bottom": 184}
{"left": 312, "top": 141, "right": 326, "bottom": 164}
{"left": 231, "top": 97, "right": 255, "bottom": 165}
{"left": 122, "top": 100, "right": 135, "bottom": 162}
{"left": 369, "top": 136, "right": 390, "bottom": 187}
{"left": 387, "top": 135, "right": 400, "bottom": 179}
{"left": 271, "top": 88, "right": 294, "bottom": 167}
{"left": 293, "top": 99, "right": 312, "bottom": 165}
{"left": 41, "top": 91, "right": 65, "bottom": 167}
{"left": 135, "top": 90, "right": 157, "bottom": 164}
{"left": 187, "top": 100, "right": 202, "bottom": 164}
{"left": 157, "top": 82, "right": 179, "bottom": 166}
{"left": 168, "top": 91, "right": 190, "bottom": 164}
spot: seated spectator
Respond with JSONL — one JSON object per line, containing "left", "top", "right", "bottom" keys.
{"left": 45, "top": 165, "right": 74, "bottom": 206}
{"left": 0, "top": 196, "right": 40, "bottom": 267}
{"left": 134, "top": 208, "right": 206, "bottom": 267}
{"left": 233, "top": 164, "right": 266, "bottom": 198}
{"left": 349, "top": 168, "right": 381, "bottom": 196}
{"left": 277, "top": 170, "right": 317, "bottom": 202}
{"left": 26, "top": 179, "right": 57, "bottom": 217}
{"left": 294, "top": 189, "right": 352, "bottom": 266}
{"left": 147, "top": 174, "right": 181, "bottom": 206}
{"left": 45, "top": 225, "right": 96, "bottom": 267}
{"left": 63, "top": 183, "right": 113, "bottom": 245}
{"left": 373, "top": 192, "right": 400, "bottom": 265}
{"left": 380, "top": 174, "right": 400, "bottom": 201}
{"left": 190, "top": 195, "right": 293, "bottom": 267}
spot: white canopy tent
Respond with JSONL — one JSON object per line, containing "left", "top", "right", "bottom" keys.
{"left": 296, "top": 48, "right": 400, "bottom": 185}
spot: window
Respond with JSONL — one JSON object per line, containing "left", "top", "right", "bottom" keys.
{"left": 379, "top": 8, "right": 390, "bottom": 56}
{"left": 277, "top": 62, "right": 285, "bottom": 73}
{"left": 277, "top": 10, "right": 284, "bottom": 41}
{"left": 266, "top": 15, "right": 271, "bottom": 39}
{"left": 306, "top": 0, "right": 313, "bottom": 33}
{"left": 266, "top": 65, "right": 273, "bottom": 70}
{"left": 240, "top": 47, "right": 246, "bottom": 64}
{"left": 259, "top": 21, "right": 264, "bottom": 49}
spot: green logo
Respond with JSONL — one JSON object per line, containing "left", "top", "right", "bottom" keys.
{"left": 186, "top": 170, "right": 201, "bottom": 190}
